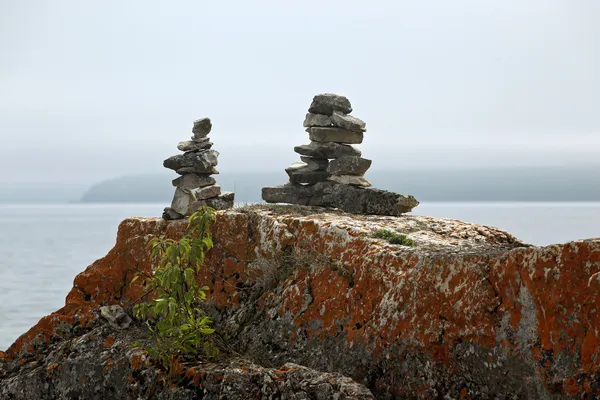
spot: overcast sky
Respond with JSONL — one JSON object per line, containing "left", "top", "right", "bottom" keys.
{"left": 1, "top": 0, "right": 599, "bottom": 184}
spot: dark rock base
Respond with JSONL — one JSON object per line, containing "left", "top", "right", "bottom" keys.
{"left": 262, "top": 182, "right": 419, "bottom": 215}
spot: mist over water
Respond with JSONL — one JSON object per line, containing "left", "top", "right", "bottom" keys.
{"left": 0, "top": 202, "right": 598, "bottom": 350}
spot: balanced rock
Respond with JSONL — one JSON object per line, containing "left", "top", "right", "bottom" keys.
{"left": 294, "top": 141, "right": 361, "bottom": 159}
{"left": 331, "top": 111, "right": 366, "bottom": 133}
{"left": 191, "top": 184, "right": 221, "bottom": 200}
{"left": 162, "top": 207, "right": 184, "bottom": 220}
{"left": 285, "top": 162, "right": 330, "bottom": 185}
{"left": 163, "top": 150, "right": 219, "bottom": 175}
{"left": 300, "top": 156, "right": 329, "bottom": 171}
{"left": 308, "top": 93, "right": 352, "bottom": 115}
{"left": 303, "top": 113, "right": 332, "bottom": 128}
{"left": 178, "top": 138, "right": 212, "bottom": 152}
{"left": 262, "top": 182, "right": 419, "bottom": 215}
{"left": 307, "top": 127, "right": 363, "bottom": 144}
{"left": 192, "top": 118, "right": 212, "bottom": 138}
{"left": 171, "top": 188, "right": 194, "bottom": 215}
{"left": 189, "top": 191, "right": 235, "bottom": 213}
{"left": 329, "top": 175, "right": 371, "bottom": 187}
{"left": 172, "top": 174, "right": 216, "bottom": 190}
{"left": 328, "top": 156, "right": 372, "bottom": 176}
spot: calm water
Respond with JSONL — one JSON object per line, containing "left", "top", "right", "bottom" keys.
{"left": 0, "top": 202, "right": 599, "bottom": 350}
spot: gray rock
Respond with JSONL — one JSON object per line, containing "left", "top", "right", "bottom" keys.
{"left": 329, "top": 175, "right": 372, "bottom": 187}
{"left": 294, "top": 141, "right": 361, "bottom": 159}
{"left": 170, "top": 187, "right": 194, "bottom": 215}
{"left": 177, "top": 166, "right": 219, "bottom": 175}
{"left": 300, "top": 156, "right": 329, "bottom": 171}
{"left": 331, "top": 111, "right": 366, "bottom": 132}
{"left": 162, "top": 207, "right": 184, "bottom": 220}
{"left": 285, "top": 163, "right": 330, "bottom": 185}
{"left": 177, "top": 138, "right": 213, "bottom": 152}
{"left": 99, "top": 305, "right": 132, "bottom": 330}
{"left": 0, "top": 321, "right": 373, "bottom": 399}
{"left": 172, "top": 174, "right": 216, "bottom": 190}
{"left": 189, "top": 191, "right": 234, "bottom": 212}
{"left": 307, "top": 127, "right": 363, "bottom": 144}
{"left": 303, "top": 113, "right": 333, "bottom": 128}
{"left": 163, "top": 150, "right": 219, "bottom": 175}
{"left": 191, "top": 184, "right": 221, "bottom": 200}
{"left": 192, "top": 117, "right": 212, "bottom": 138}
{"left": 327, "top": 156, "right": 372, "bottom": 176}
{"left": 262, "top": 182, "right": 419, "bottom": 215}
{"left": 308, "top": 93, "right": 352, "bottom": 115}
{"left": 261, "top": 184, "right": 325, "bottom": 207}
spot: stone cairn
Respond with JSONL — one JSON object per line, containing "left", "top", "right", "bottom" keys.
{"left": 162, "top": 118, "right": 234, "bottom": 220}
{"left": 262, "top": 94, "right": 419, "bottom": 216}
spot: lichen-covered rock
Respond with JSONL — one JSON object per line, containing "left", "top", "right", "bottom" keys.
{"left": 3, "top": 208, "right": 600, "bottom": 398}
{"left": 188, "top": 191, "right": 234, "bottom": 213}
{"left": 330, "top": 111, "right": 367, "bottom": 132}
{"left": 163, "top": 150, "right": 219, "bottom": 175}
{"left": 285, "top": 162, "right": 330, "bottom": 184}
{"left": 328, "top": 156, "right": 372, "bottom": 176}
{"left": 262, "top": 182, "right": 418, "bottom": 215}
{"left": 303, "top": 113, "right": 333, "bottom": 128}
{"left": 0, "top": 319, "right": 373, "bottom": 399}
{"left": 308, "top": 93, "right": 352, "bottom": 115}
{"left": 294, "top": 141, "right": 361, "bottom": 159}
{"left": 192, "top": 117, "right": 212, "bottom": 138}
{"left": 307, "top": 127, "right": 364, "bottom": 144}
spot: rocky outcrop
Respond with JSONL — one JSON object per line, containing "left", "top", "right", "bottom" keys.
{"left": 1, "top": 207, "right": 600, "bottom": 398}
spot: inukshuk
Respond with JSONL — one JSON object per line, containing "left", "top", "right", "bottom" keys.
{"left": 162, "top": 118, "right": 234, "bottom": 220}
{"left": 262, "top": 93, "right": 419, "bottom": 215}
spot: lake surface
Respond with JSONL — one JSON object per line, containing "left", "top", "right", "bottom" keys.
{"left": 1, "top": 202, "right": 599, "bottom": 350}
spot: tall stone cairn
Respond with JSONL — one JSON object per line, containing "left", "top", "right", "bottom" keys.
{"left": 262, "top": 94, "right": 419, "bottom": 216}
{"left": 162, "top": 118, "right": 234, "bottom": 220}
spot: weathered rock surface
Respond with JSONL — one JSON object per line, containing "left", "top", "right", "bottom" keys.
{"left": 294, "top": 141, "right": 361, "bottom": 159}
{"left": 329, "top": 175, "right": 372, "bottom": 187}
{"left": 328, "top": 156, "right": 372, "bottom": 176}
{"left": 0, "top": 318, "right": 372, "bottom": 399}
{"left": 308, "top": 93, "right": 352, "bottom": 115}
{"left": 307, "top": 127, "right": 364, "bottom": 144}
{"left": 262, "top": 182, "right": 417, "bottom": 215}
{"left": 172, "top": 174, "right": 216, "bottom": 190}
{"left": 285, "top": 162, "right": 330, "bottom": 184}
{"left": 3, "top": 209, "right": 600, "bottom": 398}
{"left": 177, "top": 138, "right": 212, "bottom": 152}
{"left": 99, "top": 305, "right": 132, "bottom": 330}
{"left": 192, "top": 117, "right": 212, "bottom": 138}
{"left": 162, "top": 207, "right": 184, "bottom": 221}
{"left": 303, "top": 113, "right": 333, "bottom": 128}
{"left": 188, "top": 191, "right": 235, "bottom": 213}
{"left": 170, "top": 188, "right": 194, "bottom": 215}
{"left": 163, "top": 150, "right": 219, "bottom": 175}
{"left": 331, "top": 111, "right": 367, "bottom": 132}
{"left": 191, "top": 184, "right": 221, "bottom": 200}
{"left": 300, "top": 156, "right": 329, "bottom": 171}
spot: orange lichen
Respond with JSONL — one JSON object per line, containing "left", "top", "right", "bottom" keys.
{"left": 3, "top": 211, "right": 600, "bottom": 398}
{"left": 104, "top": 336, "right": 115, "bottom": 348}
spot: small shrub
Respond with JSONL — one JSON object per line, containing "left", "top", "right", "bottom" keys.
{"left": 373, "top": 229, "right": 415, "bottom": 246}
{"left": 131, "top": 206, "right": 218, "bottom": 376}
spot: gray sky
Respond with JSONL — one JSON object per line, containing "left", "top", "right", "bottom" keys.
{"left": 1, "top": 0, "right": 599, "bottom": 184}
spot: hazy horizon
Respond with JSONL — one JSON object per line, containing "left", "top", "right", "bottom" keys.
{"left": 1, "top": 1, "right": 599, "bottom": 185}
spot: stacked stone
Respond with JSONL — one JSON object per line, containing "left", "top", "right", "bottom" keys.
{"left": 262, "top": 94, "right": 419, "bottom": 216}
{"left": 286, "top": 94, "right": 372, "bottom": 187}
{"left": 162, "top": 118, "right": 234, "bottom": 220}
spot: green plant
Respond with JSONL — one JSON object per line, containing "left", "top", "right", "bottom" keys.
{"left": 131, "top": 206, "right": 218, "bottom": 374}
{"left": 373, "top": 229, "right": 415, "bottom": 246}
